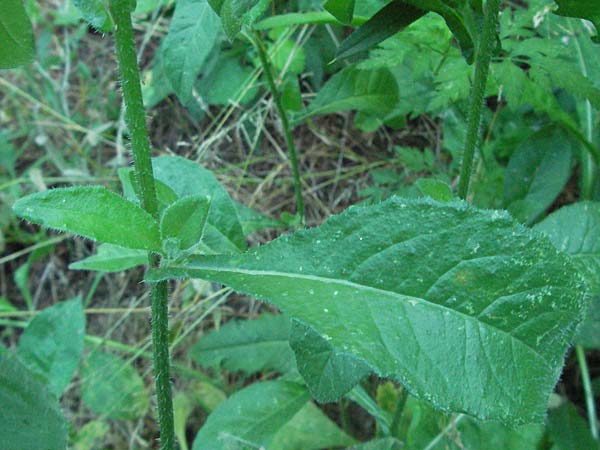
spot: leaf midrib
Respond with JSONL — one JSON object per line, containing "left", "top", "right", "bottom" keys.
{"left": 159, "top": 264, "right": 551, "bottom": 367}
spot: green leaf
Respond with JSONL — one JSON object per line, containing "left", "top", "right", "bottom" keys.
{"left": 152, "top": 156, "right": 246, "bottom": 253}
{"left": 190, "top": 314, "right": 296, "bottom": 375}
{"left": 13, "top": 186, "right": 162, "bottom": 252}
{"left": 270, "top": 401, "right": 355, "bottom": 449}
{"left": 17, "top": 298, "right": 85, "bottom": 397}
{"left": 119, "top": 167, "right": 179, "bottom": 212}
{"left": 162, "top": 0, "right": 221, "bottom": 103}
{"left": 174, "top": 392, "right": 195, "bottom": 450}
{"left": 192, "top": 380, "right": 310, "bottom": 449}
{"left": 150, "top": 197, "right": 587, "bottom": 424}
{"left": 337, "top": 1, "right": 425, "bottom": 59}
{"left": 547, "top": 401, "right": 597, "bottom": 449}
{"left": 161, "top": 195, "right": 211, "bottom": 252}
{"left": 0, "top": 352, "right": 68, "bottom": 450}
{"left": 72, "top": 0, "right": 113, "bottom": 31}
{"left": 503, "top": 128, "right": 574, "bottom": 224}
{"left": 534, "top": 202, "right": 600, "bottom": 348}
{"left": 81, "top": 350, "right": 150, "bottom": 420}
{"left": 210, "top": 0, "right": 270, "bottom": 38}
{"left": 197, "top": 55, "right": 258, "bottom": 106}
{"left": 416, "top": 178, "right": 454, "bottom": 202}
{"left": 0, "top": 0, "right": 35, "bottom": 69}
{"left": 290, "top": 320, "right": 371, "bottom": 402}
{"left": 553, "top": 1, "right": 600, "bottom": 43}
{"left": 72, "top": 420, "right": 110, "bottom": 450}
{"left": 69, "top": 243, "right": 148, "bottom": 272}
{"left": 324, "top": 0, "right": 355, "bottom": 24}
{"left": 234, "top": 202, "right": 284, "bottom": 235}
{"left": 298, "top": 65, "right": 399, "bottom": 121}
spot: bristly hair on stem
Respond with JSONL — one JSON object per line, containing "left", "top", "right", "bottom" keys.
{"left": 108, "top": 1, "right": 175, "bottom": 448}
{"left": 457, "top": 0, "right": 501, "bottom": 200}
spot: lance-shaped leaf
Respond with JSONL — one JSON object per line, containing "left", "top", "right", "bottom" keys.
{"left": 0, "top": 0, "right": 35, "bottom": 69}
{"left": 324, "top": 0, "right": 356, "bottom": 25}
{"left": 12, "top": 186, "right": 162, "bottom": 252}
{"left": 69, "top": 244, "right": 148, "bottom": 272}
{"left": 149, "top": 198, "right": 587, "bottom": 424}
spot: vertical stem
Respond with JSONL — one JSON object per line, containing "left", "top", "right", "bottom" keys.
{"left": 457, "top": 0, "right": 501, "bottom": 199}
{"left": 109, "top": 2, "right": 175, "bottom": 449}
{"left": 576, "top": 345, "right": 599, "bottom": 440}
{"left": 252, "top": 31, "right": 305, "bottom": 223}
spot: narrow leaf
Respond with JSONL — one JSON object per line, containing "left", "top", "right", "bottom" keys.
{"left": 337, "top": 1, "right": 425, "bottom": 59}
{"left": 17, "top": 298, "right": 85, "bottom": 397}
{"left": 150, "top": 197, "right": 587, "bottom": 424}
{"left": 0, "top": 352, "right": 67, "bottom": 450}
{"left": 161, "top": 195, "right": 211, "bottom": 251}
{"left": 12, "top": 186, "right": 161, "bottom": 252}
{"left": 191, "top": 314, "right": 295, "bottom": 375}
{"left": 0, "top": 0, "right": 35, "bottom": 69}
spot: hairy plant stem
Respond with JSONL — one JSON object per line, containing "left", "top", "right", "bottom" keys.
{"left": 109, "top": 2, "right": 175, "bottom": 448}
{"left": 576, "top": 345, "right": 599, "bottom": 440}
{"left": 252, "top": 30, "right": 305, "bottom": 223}
{"left": 457, "top": 0, "right": 501, "bottom": 199}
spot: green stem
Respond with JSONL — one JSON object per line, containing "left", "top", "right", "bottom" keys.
{"left": 457, "top": 0, "right": 501, "bottom": 199}
{"left": 252, "top": 30, "right": 305, "bottom": 222}
{"left": 109, "top": 2, "right": 174, "bottom": 449}
{"left": 576, "top": 345, "right": 599, "bottom": 440}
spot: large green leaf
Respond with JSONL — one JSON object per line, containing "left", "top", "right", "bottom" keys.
{"left": 72, "top": 0, "right": 113, "bottom": 31}
{"left": 69, "top": 243, "right": 148, "bottom": 272}
{"left": 81, "top": 350, "right": 150, "bottom": 420}
{"left": 150, "top": 197, "right": 587, "bottom": 424}
{"left": 0, "top": 0, "right": 35, "bottom": 69}
{"left": 162, "top": 0, "right": 221, "bottom": 103}
{"left": 0, "top": 352, "right": 67, "bottom": 450}
{"left": 553, "top": 0, "right": 600, "bottom": 43}
{"left": 12, "top": 186, "right": 162, "bottom": 252}
{"left": 297, "top": 65, "right": 399, "bottom": 121}
{"left": 192, "top": 380, "right": 310, "bottom": 449}
{"left": 535, "top": 202, "right": 600, "bottom": 348}
{"left": 17, "top": 298, "right": 85, "bottom": 397}
{"left": 191, "top": 314, "right": 295, "bottom": 375}
{"left": 503, "top": 128, "right": 574, "bottom": 224}
{"left": 152, "top": 156, "right": 246, "bottom": 253}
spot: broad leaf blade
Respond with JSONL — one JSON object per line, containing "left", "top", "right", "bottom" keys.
{"left": 298, "top": 65, "right": 398, "bottom": 121}
{"left": 12, "top": 186, "right": 161, "bottom": 252}
{"left": 162, "top": 0, "right": 220, "bottom": 103}
{"left": 17, "top": 298, "right": 85, "bottom": 397}
{"left": 0, "top": 0, "right": 35, "bottom": 69}
{"left": 191, "top": 314, "right": 295, "bottom": 374}
{"left": 192, "top": 380, "right": 310, "bottom": 450}
{"left": 81, "top": 350, "right": 150, "bottom": 420}
{"left": 535, "top": 202, "right": 600, "bottom": 348}
{"left": 150, "top": 198, "right": 587, "bottom": 424}
{"left": 72, "top": 0, "right": 113, "bottom": 31}
{"left": 503, "top": 128, "right": 573, "bottom": 224}
{"left": 0, "top": 352, "right": 68, "bottom": 450}
{"left": 290, "top": 320, "right": 370, "bottom": 402}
